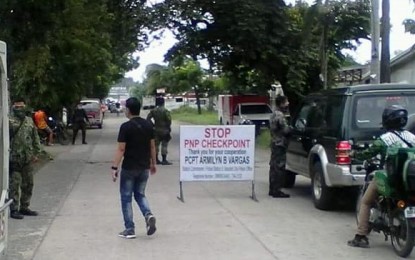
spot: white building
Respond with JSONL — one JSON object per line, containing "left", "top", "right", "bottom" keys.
{"left": 390, "top": 45, "right": 415, "bottom": 84}
{"left": 336, "top": 44, "right": 415, "bottom": 86}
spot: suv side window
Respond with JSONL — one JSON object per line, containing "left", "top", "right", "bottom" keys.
{"left": 306, "top": 99, "right": 326, "bottom": 128}
{"left": 325, "top": 96, "right": 345, "bottom": 138}
{"left": 293, "top": 99, "right": 324, "bottom": 131}
{"left": 292, "top": 100, "right": 315, "bottom": 130}
{"left": 292, "top": 96, "right": 344, "bottom": 137}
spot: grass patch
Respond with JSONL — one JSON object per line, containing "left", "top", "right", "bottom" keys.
{"left": 171, "top": 106, "right": 219, "bottom": 125}
{"left": 171, "top": 106, "right": 271, "bottom": 150}
{"left": 256, "top": 128, "right": 271, "bottom": 149}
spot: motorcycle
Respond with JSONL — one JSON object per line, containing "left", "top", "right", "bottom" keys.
{"left": 38, "top": 116, "right": 71, "bottom": 145}
{"left": 355, "top": 147, "right": 415, "bottom": 257}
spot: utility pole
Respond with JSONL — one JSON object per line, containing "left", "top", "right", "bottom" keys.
{"left": 380, "top": 0, "right": 391, "bottom": 83}
{"left": 370, "top": 0, "right": 380, "bottom": 84}
{"left": 321, "top": 0, "right": 330, "bottom": 89}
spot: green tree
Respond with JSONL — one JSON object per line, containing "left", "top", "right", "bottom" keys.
{"left": 279, "top": 0, "right": 370, "bottom": 106}
{"left": 342, "top": 54, "right": 362, "bottom": 67}
{"left": 142, "top": 58, "right": 207, "bottom": 114}
{"left": 155, "top": 0, "right": 370, "bottom": 106}
{"left": 129, "top": 82, "right": 147, "bottom": 100}
{"left": 143, "top": 63, "right": 171, "bottom": 95}
{"left": 299, "top": 0, "right": 370, "bottom": 89}
{"left": 171, "top": 58, "right": 205, "bottom": 114}
{"left": 156, "top": 0, "right": 289, "bottom": 94}
{"left": 0, "top": 0, "right": 159, "bottom": 114}
{"left": 404, "top": 0, "right": 415, "bottom": 33}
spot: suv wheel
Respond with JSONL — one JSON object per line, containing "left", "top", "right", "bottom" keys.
{"left": 312, "top": 162, "right": 335, "bottom": 210}
{"left": 283, "top": 170, "right": 296, "bottom": 188}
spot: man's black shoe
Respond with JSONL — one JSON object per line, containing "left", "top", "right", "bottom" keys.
{"left": 10, "top": 210, "right": 24, "bottom": 219}
{"left": 20, "top": 208, "right": 38, "bottom": 216}
{"left": 82, "top": 142, "right": 87, "bottom": 145}
{"left": 156, "top": 159, "right": 162, "bottom": 165}
{"left": 145, "top": 214, "right": 157, "bottom": 236}
{"left": 348, "top": 234, "right": 370, "bottom": 248}
{"left": 272, "top": 191, "right": 290, "bottom": 198}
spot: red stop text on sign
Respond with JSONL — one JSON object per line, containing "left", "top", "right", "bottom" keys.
{"left": 204, "top": 127, "right": 231, "bottom": 138}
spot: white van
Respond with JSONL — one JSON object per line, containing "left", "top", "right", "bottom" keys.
{"left": 80, "top": 99, "right": 104, "bottom": 128}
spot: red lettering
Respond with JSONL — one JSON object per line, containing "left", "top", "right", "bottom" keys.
{"left": 184, "top": 139, "right": 200, "bottom": 148}
{"left": 204, "top": 128, "right": 211, "bottom": 138}
{"left": 204, "top": 127, "right": 231, "bottom": 138}
{"left": 225, "top": 128, "right": 231, "bottom": 138}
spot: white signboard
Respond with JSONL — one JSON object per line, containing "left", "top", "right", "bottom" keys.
{"left": 180, "top": 125, "right": 255, "bottom": 182}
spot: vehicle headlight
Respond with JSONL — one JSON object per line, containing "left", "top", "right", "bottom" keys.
{"left": 239, "top": 119, "right": 253, "bottom": 125}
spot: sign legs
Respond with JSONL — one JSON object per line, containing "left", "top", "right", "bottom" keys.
{"left": 177, "top": 181, "right": 185, "bottom": 203}
{"left": 250, "top": 180, "right": 258, "bottom": 202}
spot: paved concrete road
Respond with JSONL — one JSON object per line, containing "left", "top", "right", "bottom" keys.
{"left": 6, "top": 112, "right": 408, "bottom": 260}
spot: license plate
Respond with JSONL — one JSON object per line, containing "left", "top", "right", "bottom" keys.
{"left": 404, "top": 207, "right": 415, "bottom": 218}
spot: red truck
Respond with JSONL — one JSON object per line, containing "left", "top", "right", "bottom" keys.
{"left": 217, "top": 95, "right": 273, "bottom": 133}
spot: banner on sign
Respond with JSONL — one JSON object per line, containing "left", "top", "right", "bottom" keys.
{"left": 180, "top": 125, "right": 255, "bottom": 182}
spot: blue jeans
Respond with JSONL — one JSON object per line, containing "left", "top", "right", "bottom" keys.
{"left": 120, "top": 169, "right": 152, "bottom": 230}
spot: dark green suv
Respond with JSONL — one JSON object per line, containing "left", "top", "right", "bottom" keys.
{"left": 285, "top": 84, "right": 415, "bottom": 210}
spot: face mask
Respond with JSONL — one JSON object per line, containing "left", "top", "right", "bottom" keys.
{"left": 13, "top": 108, "right": 26, "bottom": 119}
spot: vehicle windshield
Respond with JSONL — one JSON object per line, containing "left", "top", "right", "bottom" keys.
{"left": 81, "top": 102, "right": 100, "bottom": 110}
{"left": 353, "top": 94, "right": 415, "bottom": 129}
{"left": 240, "top": 104, "right": 272, "bottom": 114}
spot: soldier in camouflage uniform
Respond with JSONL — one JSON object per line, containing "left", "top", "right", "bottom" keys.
{"left": 9, "top": 99, "right": 42, "bottom": 219}
{"left": 147, "top": 97, "right": 172, "bottom": 165}
{"left": 268, "top": 95, "right": 291, "bottom": 198}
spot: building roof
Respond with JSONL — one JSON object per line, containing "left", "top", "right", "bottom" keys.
{"left": 338, "top": 43, "right": 415, "bottom": 83}
{"left": 390, "top": 44, "right": 415, "bottom": 68}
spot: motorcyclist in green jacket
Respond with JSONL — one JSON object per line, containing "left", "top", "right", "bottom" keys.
{"left": 348, "top": 105, "right": 415, "bottom": 248}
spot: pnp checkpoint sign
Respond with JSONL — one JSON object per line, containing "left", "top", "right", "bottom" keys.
{"left": 180, "top": 125, "right": 255, "bottom": 182}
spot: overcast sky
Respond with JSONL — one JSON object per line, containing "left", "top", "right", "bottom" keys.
{"left": 126, "top": 0, "right": 415, "bottom": 82}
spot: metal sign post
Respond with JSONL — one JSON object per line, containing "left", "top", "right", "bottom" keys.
{"left": 0, "top": 40, "right": 10, "bottom": 259}
{"left": 177, "top": 181, "right": 185, "bottom": 203}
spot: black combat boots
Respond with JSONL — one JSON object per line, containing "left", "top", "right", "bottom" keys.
{"left": 161, "top": 155, "right": 172, "bottom": 165}
{"left": 10, "top": 210, "right": 24, "bottom": 219}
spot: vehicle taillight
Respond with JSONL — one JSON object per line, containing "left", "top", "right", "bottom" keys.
{"left": 336, "top": 141, "right": 351, "bottom": 165}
